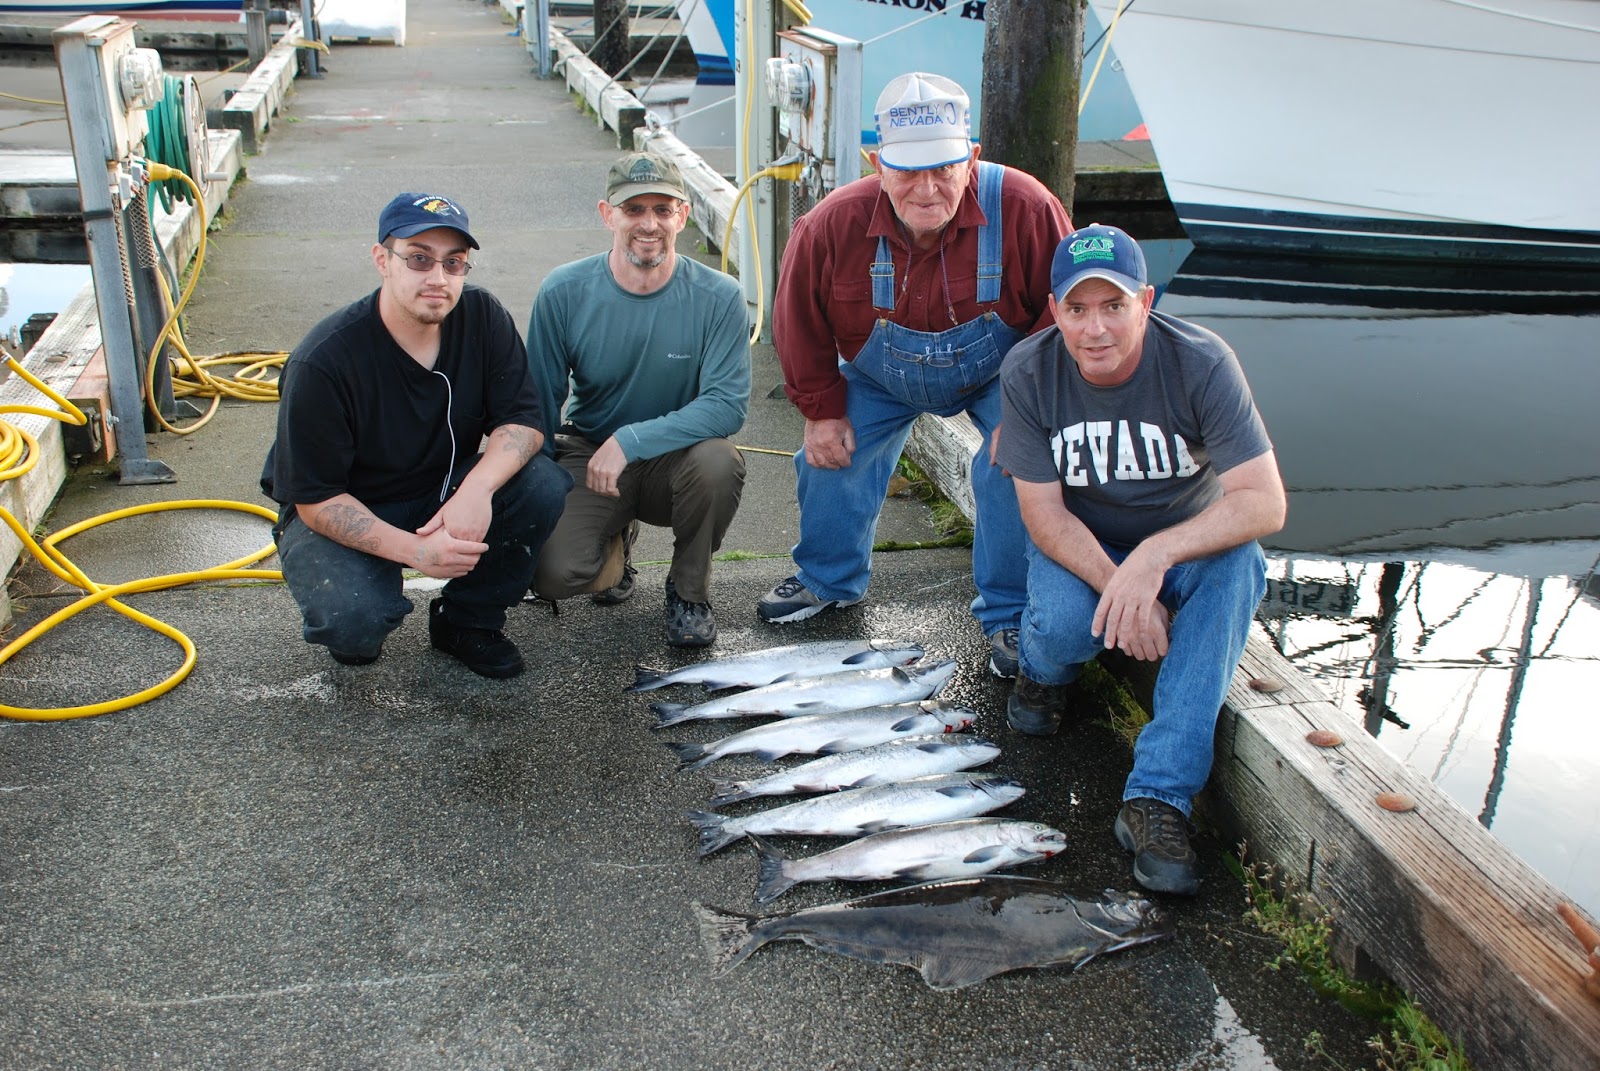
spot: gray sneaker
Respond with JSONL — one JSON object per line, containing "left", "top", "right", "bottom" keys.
{"left": 988, "top": 627, "right": 1020, "bottom": 678}
{"left": 757, "top": 575, "right": 860, "bottom": 623}
{"left": 665, "top": 580, "right": 716, "bottom": 647}
{"left": 1114, "top": 798, "right": 1201, "bottom": 896}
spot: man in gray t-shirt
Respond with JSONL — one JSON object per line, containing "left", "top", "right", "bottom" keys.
{"left": 997, "top": 224, "right": 1286, "bottom": 896}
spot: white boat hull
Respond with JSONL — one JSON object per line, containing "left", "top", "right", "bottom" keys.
{"left": 678, "top": 0, "right": 1145, "bottom": 141}
{"left": 1089, "top": 0, "right": 1600, "bottom": 263}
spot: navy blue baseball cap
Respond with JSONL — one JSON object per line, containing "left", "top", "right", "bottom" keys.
{"left": 377, "top": 192, "right": 479, "bottom": 249}
{"left": 1051, "top": 223, "right": 1146, "bottom": 301}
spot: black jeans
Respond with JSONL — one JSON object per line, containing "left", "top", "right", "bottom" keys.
{"left": 276, "top": 454, "right": 571, "bottom": 657}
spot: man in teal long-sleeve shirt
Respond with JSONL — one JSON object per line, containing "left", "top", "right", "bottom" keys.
{"left": 527, "top": 151, "right": 751, "bottom": 646}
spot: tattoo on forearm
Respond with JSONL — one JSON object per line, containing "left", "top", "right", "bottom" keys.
{"left": 320, "top": 504, "right": 381, "bottom": 553}
{"left": 491, "top": 425, "right": 537, "bottom": 464}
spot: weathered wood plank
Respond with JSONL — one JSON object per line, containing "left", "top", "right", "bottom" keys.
{"left": 217, "top": 20, "right": 303, "bottom": 153}
{"left": 1206, "top": 636, "right": 1600, "bottom": 1071}
{"left": 551, "top": 30, "right": 645, "bottom": 150}
{"left": 0, "top": 285, "right": 100, "bottom": 617}
{"left": 905, "top": 411, "right": 980, "bottom": 522}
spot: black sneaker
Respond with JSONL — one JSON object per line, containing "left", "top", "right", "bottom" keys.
{"left": 988, "top": 627, "right": 1020, "bottom": 678}
{"left": 1114, "top": 798, "right": 1201, "bottom": 896}
{"left": 428, "top": 597, "right": 525, "bottom": 678}
{"left": 591, "top": 521, "right": 639, "bottom": 606}
{"left": 1006, "top": 673, "right": 1069, "bottom": 736}
{"left": 665, "top": 579, "right": 716, "bottom": 647}
{"left": 330, "top": 646, "right": 381, "bottom": 667}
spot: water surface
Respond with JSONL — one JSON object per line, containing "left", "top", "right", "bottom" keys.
{"left": 1154, "top": 245, "right": 1600, "bottom": 917}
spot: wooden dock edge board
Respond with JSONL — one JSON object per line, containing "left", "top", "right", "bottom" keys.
{"left": 550, "top": 31, "right": 645, "bottom": 152}
{"left": 217, "top": 19, "right": 304, "bottom": 153}
{"left": 0, "top": 130, "right": 240, "bottom": 233}
{"left": 548, "top": 29, "right": 742, "bottom": 272}
{"left": 905, "top": 409, "right": 1600, "bottom": 1071}
{"left": 0, "top": 285, "right": 100, "bottom": 623}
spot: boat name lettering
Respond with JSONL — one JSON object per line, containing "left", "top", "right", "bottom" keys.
{"left": 860, "top": 0, "right": 987, "bottom": 21}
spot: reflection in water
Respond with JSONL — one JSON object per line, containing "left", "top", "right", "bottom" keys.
{"left": 1154, "top": 248, "right": 1600, "bottom": 918}
{"left": 0, "top": 263, "right": 92, "bottom": 345}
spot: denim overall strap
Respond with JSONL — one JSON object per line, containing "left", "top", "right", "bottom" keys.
{"left": 975, "top": 161, "right": 1003, "bottom": 305}
{"left": 871, "top": 236, "right": 896, "bottom": 310}
{"left": 794, "top": 162, "right": 1028, "bottom": 631}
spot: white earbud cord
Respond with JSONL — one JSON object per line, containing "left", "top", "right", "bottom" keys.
{"left": 431, "top": 369, "right": 456, "bottom": 504}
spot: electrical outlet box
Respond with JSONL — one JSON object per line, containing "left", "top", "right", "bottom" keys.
{"left": 773, "top": 30, "right": 834, "bottom": 160}
{"left": 771, "top": 27, "right": 862, "bottom": 197}
{"left": 61, "top": 16, "right": 163, "bottom": 161}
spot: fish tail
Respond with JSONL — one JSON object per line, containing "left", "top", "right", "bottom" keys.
{"left": 664, "top": 741, "right": 711, "bottom": 771}
{"left": 691, "top": 902, "right": 761, "bottom": 976}
{"left": 650, "top": 702, "right": 691, "bottom": 728}
{"left": 629, "top": 666, "right": 670, "bottom": 692}
{"left": 748, "top": 833, "right": 799, "bottom": 903}
{"left": 685, "top": 809, "right": 742, "bottom": 855}
{"left": 705, "top": 778, "right": 753, "bottom": 807}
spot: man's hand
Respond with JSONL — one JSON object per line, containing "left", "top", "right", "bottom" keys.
{"left": 411, "top": 517, "right": 489, "bottom": 579}
{"left": 1092, "top": 546, "right": 1170, "bottom": 661}
{"left": 803, "top": 417, "right": 855, "bottom": 469}
{"left": 429, "top": 482, "right": 494, "bottom": 544}
{"left": 586, "top": 436, "right": 629, "bottom": 497}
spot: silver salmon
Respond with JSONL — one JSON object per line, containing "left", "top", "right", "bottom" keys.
{"left": 665, "top": 702, "right": 977, "bottom": 774}
{"left": 684, "top": 772, "right": 1024, "bottom": 856}
{"left": 650, "top": 660, "right": 958, "bottom": 728}
{"left": 747, "top": 818, "right": 1066, "bottom": 902}
{"left": 702, "top": 734, "right": 1000, "bottom": 805}
{"left": 629, "top": 639, "right": 926, "bottom": 692}
{"left": 694, "top": 876, "right": 1172, "bottom": 989}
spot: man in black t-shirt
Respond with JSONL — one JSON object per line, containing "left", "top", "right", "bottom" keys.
{"left": 262, "top": 193, "right": 571, "bottom": 678}
{"left": 998, "top": 224, "right": 1287, "bottom": 896}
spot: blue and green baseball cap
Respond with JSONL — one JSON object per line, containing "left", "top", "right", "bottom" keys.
{"left": 1051, "top": 223, "right": 1146, "bottom": 301}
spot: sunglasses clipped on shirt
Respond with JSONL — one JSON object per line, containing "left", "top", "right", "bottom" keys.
{"left": 387, "top": 247, "right": 473, "bottom": 276}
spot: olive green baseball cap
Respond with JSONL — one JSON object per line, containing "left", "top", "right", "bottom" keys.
{"left": 606, "top": 151, "right": 688, "bottom": 205}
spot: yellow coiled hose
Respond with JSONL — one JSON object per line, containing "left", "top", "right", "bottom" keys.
{"left": 1, "top": 161, "right": 284, "bottom": 721}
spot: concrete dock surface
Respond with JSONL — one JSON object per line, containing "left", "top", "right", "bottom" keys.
{"left": 1, "top": 2, "right": 1377, "bottom": 1067}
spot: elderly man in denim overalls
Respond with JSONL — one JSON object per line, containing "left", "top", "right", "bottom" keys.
{"left": 760, "top": 72, "right": 1071, "bottom": 677}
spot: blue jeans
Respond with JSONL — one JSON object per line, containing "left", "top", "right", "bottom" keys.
{"left": 790, "top": 335, "right": 1027, "bottom": 636}
{"left": 1019, "top": 537, "right": 1267, "bottom": 815}
{"left": 276, "top": 453, "right": 571, "bottom": 657}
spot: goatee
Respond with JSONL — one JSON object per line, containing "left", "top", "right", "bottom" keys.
{"left": 624, "top": 248, "right": 668, "bottom": 270}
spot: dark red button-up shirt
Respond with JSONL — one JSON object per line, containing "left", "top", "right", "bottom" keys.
{"left": 773, "top": 165, "right": 1070, "bottom": 420}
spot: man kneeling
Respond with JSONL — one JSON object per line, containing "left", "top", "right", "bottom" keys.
{"left": 997, "top": 224, "right": 1286, "bottom": 894}
{"left": 526, "top": 152, "right": 750, "bottom": 647}
{"left": 263, "top": 192, "right": 571, "bottom": 678}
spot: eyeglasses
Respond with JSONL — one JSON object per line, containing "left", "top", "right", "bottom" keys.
{"left": 618, "top": 202, "right": 685, "bottom": 220}
{"left": 386, "top": 247, "right": 473, "bottom": 276}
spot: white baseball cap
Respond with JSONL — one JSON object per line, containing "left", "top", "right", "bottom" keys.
{"left": 873, "top": 72, "right": 973, "bottom": 171}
